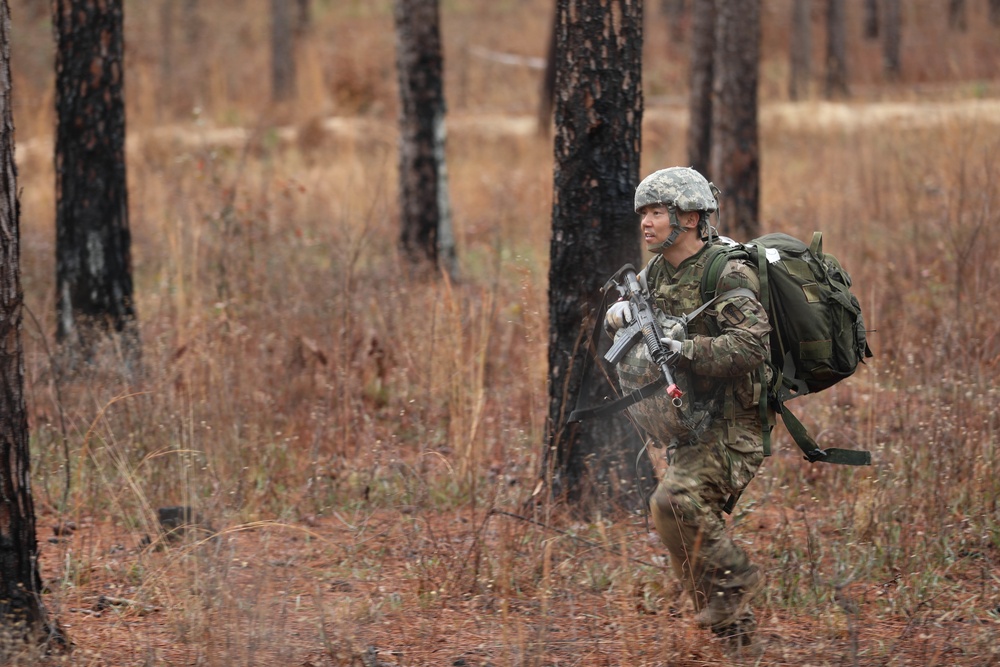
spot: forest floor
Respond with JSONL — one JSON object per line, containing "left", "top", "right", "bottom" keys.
{"left": 33, "top": 496, "right": 1000, "bottom": 666}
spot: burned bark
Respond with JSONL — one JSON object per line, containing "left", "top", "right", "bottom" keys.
{"left": 393, "top": 0, "right": 456, "bottom": 277}
{"left": 547, "top": 0, "right": 651, "bottom": 511}
{"left": 53, "top": 0, "right": 140, "bottom": 373}
{"left": 0, "top": 0, "right": 67, "bottom": 651}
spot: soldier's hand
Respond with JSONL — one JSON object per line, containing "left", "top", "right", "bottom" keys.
{"left": 660, "top": 321, "right": 685, "bottom": 354}
{"left": 605, "top": 301, "right": 632, "bottom": 331}
{"left": 659, "top": 337, "right": 682, "bottom": 353}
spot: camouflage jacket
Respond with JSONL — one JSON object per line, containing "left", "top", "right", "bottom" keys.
{"left": 643, "top": 241, "right": 772, "bottom": 420}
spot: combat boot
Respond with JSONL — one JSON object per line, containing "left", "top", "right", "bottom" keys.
{"left": 693, "top": 565, "right": 764, "bottom": 631}
{"left": 713, "top": 616, "right": 763, "bottom": 659}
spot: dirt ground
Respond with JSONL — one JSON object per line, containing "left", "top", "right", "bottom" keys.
{"left": 33, "top": 497, "right": 1000, "bottom": 667}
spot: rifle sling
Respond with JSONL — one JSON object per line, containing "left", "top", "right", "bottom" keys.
{"left": 569, "top": 376, "right": 667, "bottom": 423}
{"left": 571, "top": 287, "right": 755, "bottom": 424}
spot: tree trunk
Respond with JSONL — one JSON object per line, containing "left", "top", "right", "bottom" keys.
{"left": 0, "top": 1, "right": 66, "bottom": 650}
{"left": 882, "top": 0, "right": 901, "bottom": 81}
{"left": 824, "top": 0, "right": 849, "bottom": 99}
{"left": 182, "top": 0, "right": 200, "bottom": 45}
{"left": 862, "top": 0, "right": 879, "bottom": 39}
{"left": 710, "top": 0, "right": 760, "bottom": 241}
{"left": 160, "top": 0, "right": 200, "bottom": 117}
{"left": 295, "top": 0, "right": 311, "bottom": 37}
{"left": 271, "top": 0, "right": 296, "bottom": 102}
{"left": 538, "top": 2, "right": 557, "bottom": 136}
{"left": 548, "top": 0, "right": 651, "bottom": 512}
{"left": 393, "top": 0, "right": 456, "bottom": 278}
{"left": 788, "top": 0, "right": 811, "bottom": 101}
{"left": 686, "top": 0, "right": 715, "bottom": 176}
{"left": 661, "top": 0, "right": 686, "bottom": 41}
{"left": 53, "top": 0, "right": 140, "bottom": 373}
{"left": 948, "top": 0, "right": 967, "bottom": 31}
{"left": 160, "top": 0, "right": 173, "bottom": 118}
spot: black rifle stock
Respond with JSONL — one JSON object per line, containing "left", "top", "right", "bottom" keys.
{"left": 603, "top": 264, "right": 684, "bottom": 408}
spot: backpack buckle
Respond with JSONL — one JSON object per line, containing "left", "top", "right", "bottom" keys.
{"left": 804, "top": 448, "right": 828, "bottom": 463}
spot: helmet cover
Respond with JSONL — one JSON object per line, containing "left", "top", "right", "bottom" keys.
{"left": 634, "top": 167, "right": 719, "bottom": 214}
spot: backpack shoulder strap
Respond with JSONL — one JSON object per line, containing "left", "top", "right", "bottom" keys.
{"left": 699, "top": 242, "right": 748, "bottom": 303}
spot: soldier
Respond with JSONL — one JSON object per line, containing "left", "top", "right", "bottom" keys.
{"left": 605, "top": 166, "right": 772, "bottom": 649}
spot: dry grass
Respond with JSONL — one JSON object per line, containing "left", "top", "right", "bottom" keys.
{"left": 7, "top": 0, "right": 1000, "bottom": 665}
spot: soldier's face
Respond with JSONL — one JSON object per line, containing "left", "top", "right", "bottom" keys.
{"left": 639, "top": 204, "right": 675, "bottom": 249}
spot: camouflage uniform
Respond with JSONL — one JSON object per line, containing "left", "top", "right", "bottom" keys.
{"left": 644, "top": 242, "right": 772, "bottom": 642}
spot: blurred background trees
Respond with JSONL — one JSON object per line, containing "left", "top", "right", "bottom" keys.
{"left": 9, "top": 1, "right": 1000, "bottom": 143}
{"left": 686, "top": 0, "right": 715, "bottom": 175}
{"left": 393, "top": 0, "right": 456, "bottom": 276}
{"left": 271, "top": 0, "right": 297, "bottom": 102}
{"left": 825, "top": 0, "right": 850, "bottom": 98}
{"left": 788, "top": 0, "right": 811, "bottom": 100}
{"left": 709, "top": 0, "right": 761, "bottom": 240}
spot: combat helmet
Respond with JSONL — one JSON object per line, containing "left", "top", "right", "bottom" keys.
{"left": 634, "top": 167, "right": 721, "bottom": 250}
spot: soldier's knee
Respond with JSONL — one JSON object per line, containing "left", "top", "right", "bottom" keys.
{"left": 650, "top": 484, "right": 699, "bottom": 527}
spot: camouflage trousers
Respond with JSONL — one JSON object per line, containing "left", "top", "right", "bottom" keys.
{"left": 649, "top": 418, "right": 765, "bottom": 633}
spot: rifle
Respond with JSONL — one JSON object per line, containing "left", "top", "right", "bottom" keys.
{"left": 603, "top": 264, "right": 684, "bottom": 408}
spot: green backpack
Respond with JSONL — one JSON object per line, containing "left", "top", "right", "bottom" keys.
{"left": 702, "top": 232, "right": 873, "bottom": 466}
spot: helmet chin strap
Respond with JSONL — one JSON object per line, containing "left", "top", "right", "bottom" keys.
{"left": 646, "top": 208, "right": 684, "bottom": 253}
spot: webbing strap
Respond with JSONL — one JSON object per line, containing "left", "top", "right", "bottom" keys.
{"left": 568, "top": 376, "right": 666, "bottom": 423}
{"left": 570, "top": 288, "right": 756, "bottom": 424}
{"left": 683, "top": 287, "right": 756, "bottom": 326}
{"left": 754, "top": 243, "right": 770, "bottom": 313}
{"left": 758, "top": 365, "right": 771, "bottom": 457}
{"left": 779, "top": 402, "right": 871, "bottom": 466}
{"left": 810, "top": 231, "right": 824, "bottom": 259}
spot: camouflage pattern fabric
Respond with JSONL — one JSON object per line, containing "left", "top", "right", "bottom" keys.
{"left": 645, "top": 247, "right": 772, "bottom": 413}
{"left": 634, "top": 167, "right": 719, "bottom": 213}
{"left": 637, "top": 241, "right": 772, "bottom": 639}
{"left": 650, "top": 417, "right": 765, "bottom": 631}
{"left": 615, "top": 313, "right": 713, "bottom": 446}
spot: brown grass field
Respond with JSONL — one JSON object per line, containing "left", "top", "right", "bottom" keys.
{"left": 7, "top": 0, "right": 1000, "bottom": 665}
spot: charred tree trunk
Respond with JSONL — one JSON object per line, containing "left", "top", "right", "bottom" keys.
{"left": 863, "top": 0, "right": 879, "bottom": 39}
{"left": 182, "top": 0, "right": 200, "bottom": 45}
{"left": 788, "top": 0, "right": 812, "bottom": 101}
{"left": 295, "top": 0, "right": 311, "bottom": 36}
{"left": 824, "top": 0, "right": 849, "bottom": 98}
{"left": 661, "top": 0, "right": 687, "bottom": 41}
{"left": 160, "top": 0, "right": 174, "bottom": 118}
{"left": 271, "top": 0, "right": 296, "bottom": 101}
{"left": 948, "top": 0, "right": 967, "bottom": 31}
{"left": 710, "top": 0, "right": 760, "bottom": 241}
{"left": 0, "top": 1, "right": 66, "bottom": 651}
{"left": 538, "top": 3, "right": 557, "bottom": 136}
{"left": 882, "top": 0, "right": 901, "bottom": 81}
{"left": 160, "top": 0, "right": 201, "bottom": 117}
{"left": 686, "top": 0, "right": 715, "bottom": 176}
{"left": 393, "top": 0, "right": 456, "bottom": 278}
{"left": 53, "top": 0, "right": 140, "bottom": 374}
{"left": 548, "top": 0, "right": 650, "bottom": 512}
